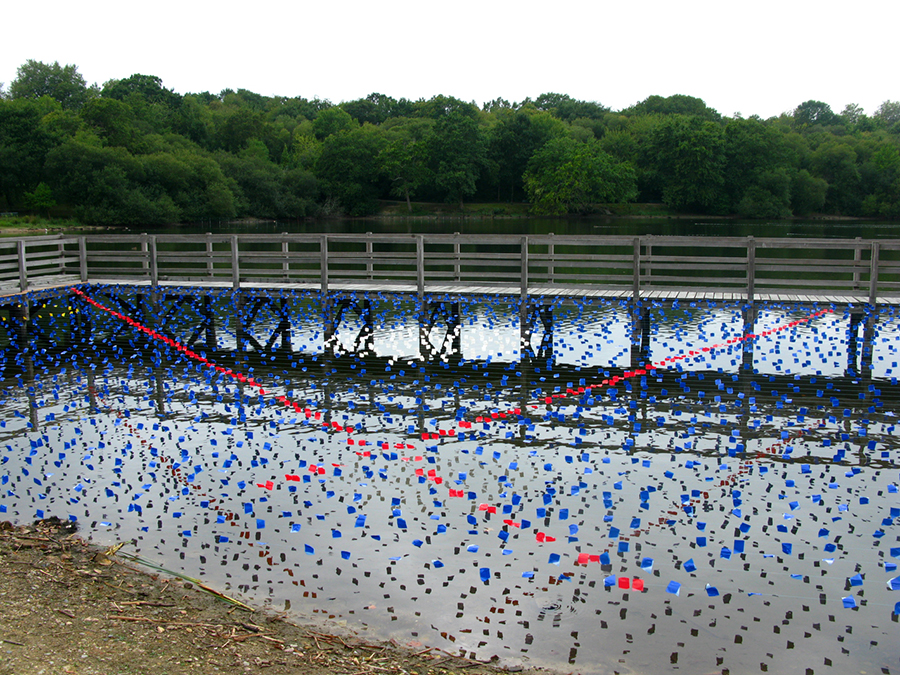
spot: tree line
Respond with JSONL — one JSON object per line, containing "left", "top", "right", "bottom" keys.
{"left": 1, "top": 59, "right": 899, "bottom": 225}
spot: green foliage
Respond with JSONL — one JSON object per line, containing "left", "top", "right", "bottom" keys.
{"left": 0, "top": 98, "right": 55, "bottom": 208}
{"left": 523, "top": 137, "right": 637, "bottom": 214}
{"left": 736, "top": 169, "right": 792, "bottom": 219}
{"left": 10, "top": 60, "right": 95, "bottom": 110}
{"left": 793, "top": 100, "right": 838, "bottom": 129}
{"left": 380, "top": 118, "right": 434, "bottom": 210}
{"left": 102, "top": 74, "right": 181, "bottom": 108}
{"left": 429, "top": 112, "right": 488, "bottom": 208}
{"left": 625, "top": 94, "right": 720, "bottom": 121}
{"left": 650, "top": 116, "right": 726, "bottom": 212}
{"left": 4, "top": 59, "right": 899, "bottom": 223}
{"left": 809, "top": 139, "right": 862, "bottom": 213}
{"left": 791, "top": 170, "right": 828, "bottom": 215}
{"left": 316, "top": 124, "right": 386, "bottom": 215}
{"left": 312, "top": 107, "right": 355, "bottom": 139}
{"left": 531, "top": 93, "right": 609, "bottom": 121}
{"left": 23, "top": 182, "right": 56, "bottom": 216}
{"left": 80, "top": 98, "right": 138, "bottom": 148}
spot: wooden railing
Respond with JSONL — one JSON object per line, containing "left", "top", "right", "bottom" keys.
{"left": 2, "top": 233, "right": 900, "bottom": 305}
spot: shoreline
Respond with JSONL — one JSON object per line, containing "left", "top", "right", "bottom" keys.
{"left": 0, "top": 519, "right": 548, "bottom": 675}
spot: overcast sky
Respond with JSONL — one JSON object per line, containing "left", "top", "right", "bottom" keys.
{"left": 2, "top": 0, "right": 895, "bottom": 119}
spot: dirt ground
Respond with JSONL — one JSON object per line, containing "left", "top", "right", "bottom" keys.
{"left": 0, "top": 519, "right": 544, "bottom": 675}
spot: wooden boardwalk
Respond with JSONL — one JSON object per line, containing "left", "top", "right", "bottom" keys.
{"left": 1, "top": 233, "right": 899, "bottom": 309}
{"left": 1, "top": 275, "right": 891, "bottom": 309}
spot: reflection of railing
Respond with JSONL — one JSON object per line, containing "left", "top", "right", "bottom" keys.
{"left": 2, "top": 234, "right": 900, "bottom": 305}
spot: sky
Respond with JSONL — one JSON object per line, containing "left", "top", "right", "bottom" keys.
{"left": 2, "top": 0, "right": 895, "bottom": 119}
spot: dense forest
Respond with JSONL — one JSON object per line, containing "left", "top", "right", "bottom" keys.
{"left": 1, "top": 59, "right": 899, "bottom": 225}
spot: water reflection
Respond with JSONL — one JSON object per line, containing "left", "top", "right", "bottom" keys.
{"left": 1, "top": 298, "right": 899, "bottom": 675}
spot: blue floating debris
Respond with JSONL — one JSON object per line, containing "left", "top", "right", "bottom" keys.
{"left": 849, "top": 573, "right": 863, "bottom": 586}
{"left": 842, "top": 596, "right": 857, "bottom": 609}
{"left": 706, "top": 584, "right": 719, "bottom": 597}
{"left": 683, "top": 558, "right": 696, "bottom": 573}
{"left": 666, "top": 581, "right": 681, "bottom": 596}
{"left": 479, "top": 567, "right": 491, "bottom": 582}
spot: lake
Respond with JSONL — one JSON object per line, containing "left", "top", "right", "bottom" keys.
{"left": 2, "top": 218, "right": 900, "bottom": 674}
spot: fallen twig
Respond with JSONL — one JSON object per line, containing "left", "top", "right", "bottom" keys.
{"left": 108, "top": 616, "right": 224, "bottom": 629}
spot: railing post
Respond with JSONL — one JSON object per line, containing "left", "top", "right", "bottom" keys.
{"left": 78, "top": 236, "right": 88, "bottom": 282}
{"left": 453, "top": 232, "right": 461, "bottom": 282}
{"left": 148, "top": 236, "right": 158, "bottom": 287}
{"left": 206, "top": 232, "right": 214, "bottom": 279}
{"left": 746, "top": 236, "right": 756, "bottom": 304}
{"left": 416, "top": 235, "right": 425, "bottom": 299}
{"left": 520, "top": 236, "right": 530, "bottom": 356}
{"left": 320, "top": 235, "right": 329, "bottom": 296}
{"left": 632, "top": 237, "right": 641, "bottom": 314}
{"left": 282, "top": 233, "right": 290, "bottom": 280}
{"left": 17, "top": 239, "right": 28, "bottom": 292}
{"left": 140, "top": 233, "right": 149, "bottom": 277}
{"left": 548, "top": 232, "right": 555, "bottom": 284}
{"left": 366, "top": 232, "right": 374, "bottom": 280}
{"left": 230, "top": 235, "right": 240, "bottom": 290}
{"left": 869, "top": 241, "right": 880, "bottom": 306}
{"left": 853, "top": 236, "right": 862, "bottom": 290}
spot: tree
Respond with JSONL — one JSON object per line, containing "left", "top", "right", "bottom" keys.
{"left": 531, "top": 93, "right": 609, "bottom": 121}
{"left": 874, "top": 100, "right": 900, "bottom": 127}
{"left": 793, "top": 100, "right": 837, "bottom": 128}
{"left": 735, "top": 169, "right": 792, "bottom": 219}
{"left": 840, "top": 103, "right": 865, "bottom": 126}
{"left": 809, "top": 139, "right": 862, "bottom": 213}
{"left": 23, "top": 182, "right": 56, "bottom": 217}
{"left": 215, "top": 107, "right": 263, "bottom": 152}
{"left": 10, "top": 60, "right": 94, "bottom": 110}
{"left": 102, "top": 74, "right": 181, "bottom": 108}
{"left": 723, "top": 118, "right": 795, "bottom": 212}
{"left": 791, "top": 169, "right": 828, "bottom": 215}
{"left": 428, "top": 111, "right": 488, "bottom": 209}
{"left": 79, "top": 97, "right": 138, "bottom": 148}
{"left": 625, "top": 94, "right": 720, "bottom": 121}
{"left": 316, "top": 124, "right": 387, "bottom": 215}
{"left": 0, "top": 99, "right": 54, "bottom": 208}
{"left": 380, "top": 117, "right": 434, "bottom": 211}
{"left": 312, "top": 107, "right": 355, "bottom": 139}
{"left": 486, "top": 108, "right": 568, "bottom": 202}
{"left": 341, "top": 93, "right": 403, "bottom": 125}
{"left": 523, "top": 137, "right": 637, "bottom": 214}
{"left": 415, "top": 95, "right": 478, "bottom": 120}
{"left": 650, "top": 115, "right": 726, "bottom": 212}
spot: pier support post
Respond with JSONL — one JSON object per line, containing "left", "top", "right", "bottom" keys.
{"left": 847, "top": 309, "right": 875, "bottom": 378}
{"left": 279, "top": 297, "right": 292, "bottom": 353}
{"left": 420, "top": 299, "right": 461, "bottom": 362}
{"left": 204, "top": 294, "right": 218, "bottom": 352}
{"left": 741, "top": 302, "right": 757, "bottom": 372}
{"left": 630, "top": 306, "right": 651, "bottom": 370}
{"left": 523, "top": 301, "right": 554, "bottom": 364}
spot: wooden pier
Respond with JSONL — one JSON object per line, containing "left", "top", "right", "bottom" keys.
{"left": 1, "top": 233, "right": 898, "bottom": 370}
